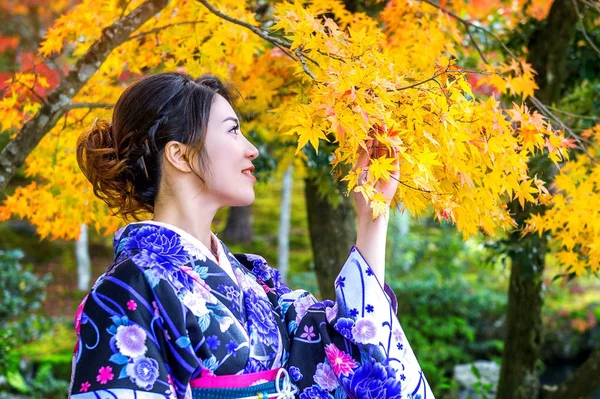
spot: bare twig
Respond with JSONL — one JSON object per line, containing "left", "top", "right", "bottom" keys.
{"left": 419, "top": 0, "right": 519, "bottom": 60}
{"left": 317, "top": 49, "right": 347, "bottom": 63}
{"left": 579, "top": 0, "right": 600, "bottom": 13}
{"left": 13, "top": 76, "right": 47, "bottom": 106}
{"left": 194, "top": 0, "right": 291, "bottom": 49}
{"left": 466, "top": 27, "right": 489, "bottom": 64}
{"left": 295, "top": 49, "right": 317, "bottom": 79}
{"left": 394, "top": 65, "right": 494, "bottom": 91}
{"left": 65, "top": 102, "right": 114, "bottom": 110}
{"left": 120, "top": 0, "right": 134, "bottom": 19}
{"left": 61, "top": 111, "right": 69, "bottom": 131}
{"left": 529, "top": 96, "right": 597, "bottom": 162}
{"left": 194, "top": 0, "right": 323, "bottom": 79}
{"left": 55, "top": 107, "right": 98, "bottom": 134}
{"left": 394, "top": 177, "right": 432, "bottom": 193}
{"left": 396, "top": 66, "right": 451, "bottom": 91}
{"left": 128, "top": 20, "right": 203, "bottom": 40}
{"left": 273, "top": 42, "right": 297, "bottom": 61}
{"left": 390, "top": 174, "right": 441, "bottom": 194}
{"left": 302, "top": 52, "right": 320, "bottom": 67}
{"left": 545, "top": 105, "right": 600, "bottom": 121}
{"left": 572, "top": 0, "right": 600, "bottom": 57}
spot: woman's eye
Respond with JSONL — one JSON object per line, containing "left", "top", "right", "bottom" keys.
{"left": 229, "top": 125, "right": 240, "bottom": 135}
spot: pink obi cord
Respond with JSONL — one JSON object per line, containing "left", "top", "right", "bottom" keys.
{"left": 190, "top": 368, "right": 282, "bottom": 389}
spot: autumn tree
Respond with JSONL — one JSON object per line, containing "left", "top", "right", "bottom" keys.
{"left": 424, "top": 0, "right": 599, "bottom": 397}
{"left": 1, "top": 0, "right": 599, "bottom": 396}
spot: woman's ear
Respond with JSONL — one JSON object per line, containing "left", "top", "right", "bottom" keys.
{"left": 163, "top": 141, "right": 193, "bottom": 173}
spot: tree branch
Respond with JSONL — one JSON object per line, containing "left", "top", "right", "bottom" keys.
{"left": 194, "top": 0, "right": 291, "bottom": 49}
{"left": 578, "top": 0, "right": 600, "bottom": 13}
{"left": 193, "top": 0, "right": 319, "bottom": 78}
{"left": 572, "top": 0, "right": 600, "bottom": 57}
{"left": 295, "top": 49, "right": 316, "bottom": 79}
{"left": 419, "top": 0, "right": 519, "bottom": 60}
{"left": 65, "top": 102, "right": 114, "bottom": 110}
{"left": 466, "top": 27, "right": 489, "bottom": 64}
{"left": 13, "top": 75, "right": 47, "bottom": 106}
{"left": 396, "top": 66, "right": 451, "bottom": 91}
{"left": 0, "top": 0, "right": 169, "bottom": 193}
{"left": 420, "top": 0, "right": 597, "bottom": 162}
{"left": 545, "top": 104, "right": 600, "bottom": 121}
{"left": 128, "top": 20, "right": 203, "bottom": 41}
{"left": 543, "top": 347, "right": 600, "bottom": 399}
{"left": 529, "top": 96, "right": 597, "bottom": 162}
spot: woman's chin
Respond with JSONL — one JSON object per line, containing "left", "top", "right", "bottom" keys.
{"left": 229, "top": 193, "right": 256, "bottom": 207}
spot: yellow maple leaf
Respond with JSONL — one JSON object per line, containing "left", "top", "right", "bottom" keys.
{"left": 515, "top": 179, "right": 538, "bottom": 209}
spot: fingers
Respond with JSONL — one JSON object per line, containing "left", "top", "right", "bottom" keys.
{"left": 353, "top": 138, "right": 400, "bottom": 184}
{"left": 352, "top": 139, "right": 373, "bottom": 172}
{"left": 358, "top": 169, "right": 369, "bottom": 186}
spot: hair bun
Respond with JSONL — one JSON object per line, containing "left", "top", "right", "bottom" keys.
{"left": 77, "top": 117, "right": 131, "bottom": 215}
{"left": 92, "top": 117, "right": 113, "bottom": 145}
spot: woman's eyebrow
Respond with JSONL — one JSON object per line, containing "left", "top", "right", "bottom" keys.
{"left": 222, "top": 116, "right": 239, "bottom": 124}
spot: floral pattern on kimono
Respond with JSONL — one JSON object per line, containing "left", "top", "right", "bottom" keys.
{"left": 68, "top": 222, "right": 433, "bottom": 399}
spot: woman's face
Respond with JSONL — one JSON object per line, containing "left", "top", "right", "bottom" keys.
{"left": 200, "top": 94, "right": 259, "bottom": 207}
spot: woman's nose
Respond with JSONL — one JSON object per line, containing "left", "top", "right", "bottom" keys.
{"left": 246, "top": 137, "right": 259, "bottom": 160}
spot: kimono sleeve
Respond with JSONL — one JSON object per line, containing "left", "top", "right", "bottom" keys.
{"left": 282, "top": 247, "right": 434, "bottom": 399}
{"left": 69, "top": 259, "right": 201, "bottom": 399}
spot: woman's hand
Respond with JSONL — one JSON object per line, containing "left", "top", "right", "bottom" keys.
{"left": 352, "top": 138, "right": 400, "bottom": 283}
{"left": 352, "top": 138, "right": 400, "bottom": 222}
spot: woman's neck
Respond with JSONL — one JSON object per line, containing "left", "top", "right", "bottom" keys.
{"left": 153, "top": 197, "right": 219, "bottom": 254}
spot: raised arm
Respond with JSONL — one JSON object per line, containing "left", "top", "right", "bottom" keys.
{"left": 353, "top": 138, "right": 399, "bottom": 283}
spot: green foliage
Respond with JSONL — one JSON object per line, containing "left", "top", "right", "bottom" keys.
{"left": 390, "top": 277, "right": 505, "bottom": 395}
{"left": 0, "top": 221, "right": 68, "bottom": 264}
{"left": 471, "top": 363, "right": 495, "bottom": 399}
{"left": 385, "top": 215, "right": 506, "bottom": 395}
{"left": 29, "top": 363, "right": 70, "bottom": 399}
{"left": 4, "top": 322, "right": 74, "bottom": 398}
{"left": 5, "top": 368, "right": 29, "bottom": 393}
{"left": 386, "top": 213, "right": 498, "bottom": 280}
{"left": 559, "top": 80, "right": 600, "bottom": 130}
{"left": 12, "top": 322, "right": 74, "bottom": 379}
{"left": 0, "top": 249, "right": 51, "bottom": 375}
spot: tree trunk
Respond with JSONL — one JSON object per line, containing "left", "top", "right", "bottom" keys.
{"left": 221, "top": 206, "right": 253, "bottom": 244}
{"left": 76, "top": 224, "right": 91, "bottom": 291}
{"left": 496, "top": 230, "right": 547, "bottom": 399}
{"left": 304, "top": 178, "right": 356, "bottom": 300}
{"left": 543, "top": 347, "right": 600, "bottom": 399}
{"left": 526, "top": 0, "right": 578, "bottom": 105}
{"left": 497, "top": 1, "right": 579, "bottom": 398}
{"left": 277, "top": 166, "right": 294, "bottom": 282}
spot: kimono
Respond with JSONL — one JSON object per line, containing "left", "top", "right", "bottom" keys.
{"left": 68, "top": 221, "right": 433, "bottom": 399}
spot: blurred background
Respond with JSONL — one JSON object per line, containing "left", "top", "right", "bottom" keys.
{"left": 1, "top": 0, "right": 599, "bottom": 398}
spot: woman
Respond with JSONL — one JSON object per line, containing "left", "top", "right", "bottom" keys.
{"left": 69, "top": 72, "right": 433, "bottom": 399}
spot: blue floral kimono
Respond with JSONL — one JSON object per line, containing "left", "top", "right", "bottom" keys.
{"left": 68, "top": 221, "right": 433, "bottom": 399}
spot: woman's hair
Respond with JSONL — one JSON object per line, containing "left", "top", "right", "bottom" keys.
{"left": 77, "top": 72, "right": 233, "bottom": 219}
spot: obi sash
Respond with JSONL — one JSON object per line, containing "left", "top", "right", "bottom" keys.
{"left": 190, "top": 368, "right": 298, "bottom": 399}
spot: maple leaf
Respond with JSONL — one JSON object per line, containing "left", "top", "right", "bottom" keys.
{"left": 295, "top": 127, "right": 330, "bottom": 154}
{"left": 368, "top": 157, "right": 398, "bottom": 183}
{"left": 507, "top": 75, "right": 538, "bottom": 100}
{"left": 515, "top": 180, "right": 538, "bottom": 209}
{"left": 557, "top": 251, "right": 585, "bottom": 277}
